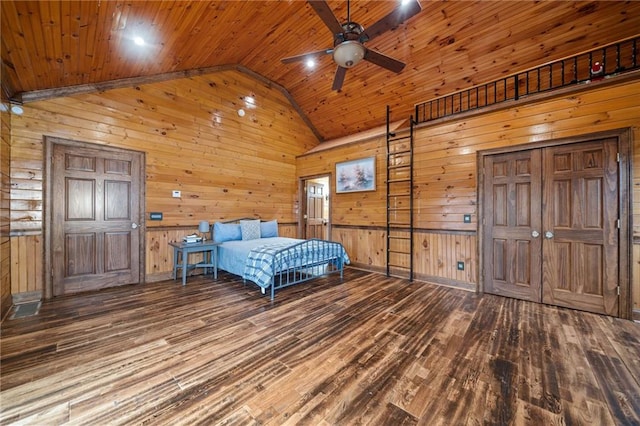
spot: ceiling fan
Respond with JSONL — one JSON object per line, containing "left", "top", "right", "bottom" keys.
{"left": 281, "top": 0, "right": 422, "bottom": 91}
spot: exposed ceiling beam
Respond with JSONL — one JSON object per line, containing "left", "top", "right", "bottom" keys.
{"left": 301, "top": 119, "right": 406, "bottom": 156}
{"left": 14, "top": 64, "right": 321, "bottom": 143}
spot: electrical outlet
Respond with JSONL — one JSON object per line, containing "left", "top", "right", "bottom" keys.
{"left": 172, "top": 190, "right": 181, "bottom": 198}
{"left": 457, "top": 261, "right": 465, "bottom": 271}
{"left": 463, "top": 214, "right": 471, "bottom": 223}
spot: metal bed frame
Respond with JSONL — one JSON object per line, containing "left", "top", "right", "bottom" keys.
{"left": 216, "top": 218, "right": 349, "bottom": 299}
{"left": 258, "top": 238, "right": 348, "bottom": 300}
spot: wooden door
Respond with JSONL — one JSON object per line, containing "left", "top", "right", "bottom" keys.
{"left": 51, "top": 142, "right": 143, "bottom": 296}
{"left": 541, "top": 139, "right": 619, "bottom": 315}
{"left": 483, "top": 149, "right": 542, "bottom": 301}
{"left": 482, "top": 137, "right": 621, "bottom": 316}
{"left": 305, "top": 182, "right": 327, "bottom": 240}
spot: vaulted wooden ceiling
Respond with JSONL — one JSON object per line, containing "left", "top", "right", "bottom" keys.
{"left": 2, "top": 1, "right": 640, "bottom": 141}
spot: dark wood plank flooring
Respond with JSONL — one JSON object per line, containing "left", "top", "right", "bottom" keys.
{"left": 1, "top": 269, "right": 639, "bottom": 425}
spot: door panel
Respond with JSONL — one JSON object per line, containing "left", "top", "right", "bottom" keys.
{"left": 541, "top": 139, "right": 619, "bottom": 315}
{"left": 483, "top": 149, "right": 542, "bottom": 301}
{"left": 483, "top": 137, "right": 620, "bottom": 316}
{"left": 306, "top": 182, "right": 327, "bottom": 240}
{"left": 52, "top": 143, "right": 142, "bottom": 296}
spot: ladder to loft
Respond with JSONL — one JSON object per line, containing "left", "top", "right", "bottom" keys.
{"left": 386, "top": 105, "right": 414, "bottom": 281}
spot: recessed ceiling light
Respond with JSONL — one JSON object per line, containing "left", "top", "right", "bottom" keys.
{"left": 10, "top": 105, "right": 23, "bottom": 115}
{"left": 306, "top": 59, "right": 316, "bottom": 69}
{"left": 133, "top": 36, "right": 145, "bottom": 46}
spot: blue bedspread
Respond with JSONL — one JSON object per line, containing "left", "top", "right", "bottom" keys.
{"left": 243, "top": 239, "right": 350, "bottom": 289}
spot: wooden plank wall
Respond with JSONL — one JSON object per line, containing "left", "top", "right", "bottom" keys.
{"left": 297, "top": 78, "right": 640, "bottom": 311}
{"left": 10, "top": 235, "right": 42, "bottom": 301}
{"left": 331, "top": 226, "right": 477, "bottom": 289}
{"left": 8, "top": 69, "right": 317, "bottom": 298}
{"left": 1, "top": 108, "right": 11, "bottom": 318}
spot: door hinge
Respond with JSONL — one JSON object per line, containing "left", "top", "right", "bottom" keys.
{"left": 617, "top": 286, "right": 620, "bottom": 296}
{"left": 616, "top": 219, "right": 621, "bottom": 229}
{"left": 616, "top": 152, "right": 620, "bottom": 162}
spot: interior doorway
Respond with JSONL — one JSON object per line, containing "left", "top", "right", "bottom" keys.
{"left": 301, "top": 176, "right": 330, "bottom": 240}
{"left": 44, "top": 137, "right": 145, "bottom": 298}
{"left": 479, "top": 129, "right": 632, "bottom": 318}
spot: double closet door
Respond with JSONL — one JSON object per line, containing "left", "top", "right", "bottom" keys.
{"left": 482, "top": 138, "right": 620, "bottom": 316}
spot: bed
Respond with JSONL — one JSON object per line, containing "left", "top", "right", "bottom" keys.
{"left": 212, "top": 219, "right": 350, "bottom": 299}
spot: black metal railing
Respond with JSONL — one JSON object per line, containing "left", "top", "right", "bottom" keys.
{"left": 415, "top": 36, "right": 640, "bottom": 124}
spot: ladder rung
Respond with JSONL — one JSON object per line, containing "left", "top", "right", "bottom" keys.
{"left": 387, "top": 178, "right": 411, "bottom": 183}
{"left": 388, "top": 164, "right": 410, "bottom": 170}
{"left": 388, "top": 149, "right": 411, "bottom": 155}
{"left": 388, "top": 264, "right": 411, "bottom": 269}
{"left": 388, "top": 235, "right": 411, "bottom": 239}
{"left": 388, "top": 250, "right": 411, "bottom": 255}
{"left": 388, "top": 207, "right": 411, "bottom": 211}
{"left": 389, "top": 193, "right": 410, "bottom": 197}
{"left": 388, "top": 222, "right": 411, "bottom": 226}
{"left": 388, "top": 137, "right": 411, "bottom": 143}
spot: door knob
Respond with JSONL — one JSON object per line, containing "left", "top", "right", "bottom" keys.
{"left": 544, "top": 231, "right": 554, "bottom": 239}
{"left": 531, "top": 230, "right": 540, "bottom": 238}
{"left": 131, "top": 222, "right": 138, "bottom": 229}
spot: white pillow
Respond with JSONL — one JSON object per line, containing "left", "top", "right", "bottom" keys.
{"left": 240, "top": 219, "right": 261, "bottom": 240}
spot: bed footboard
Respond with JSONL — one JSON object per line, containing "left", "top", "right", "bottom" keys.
{"left": 268, "top": 238, "right": 348, "bottom": 299}
{"left": 242, "top": 238, "right": 349, "bottom": 300}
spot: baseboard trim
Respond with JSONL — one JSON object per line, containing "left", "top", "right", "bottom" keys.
{"left": 145, "top": 269, "right": 214, "bottom": 283}
{"left": 12, "top": 291, "right": 42, "bottom": 305}
{"left": 346, "top": 265, "right": 477, "bottom": 293}
{"left": 145, "top": 272, "right": 174, "bottom": 283}
{"left": 412, "top": 273, "right": 477, "bottom": 292}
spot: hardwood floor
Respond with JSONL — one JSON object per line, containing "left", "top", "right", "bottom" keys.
{"left": 1, "top": 269, "right": 639, "bottom": 425}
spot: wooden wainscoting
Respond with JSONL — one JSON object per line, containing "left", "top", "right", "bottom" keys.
{"left": 146, "top": 222, "right": 299, "bottom": 282}
{"left": 414, "top": 230, "right": 477, "bottom": 290}
{"left": 2, "top": 270, "right": 639, "bottom": 424}
{"left": 634, "top": 242, "right": 640, "bottom": 318}
{"left": 9, "top": 233, "right": 43, "bottom": 302}
{"left": 331, "top": 225, "right": 387, "bottom": 273}
{"left": 146, "top": 226, "right": 201, "bottom": 282}
{"left": 5, "top": 222, "right": 299, "bottom": 302}
{"left": 332, "top": 225, "right": 477, "bottom": 290}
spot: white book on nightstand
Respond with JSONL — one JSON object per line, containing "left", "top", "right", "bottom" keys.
{"left": 183, "top": 234, "right": 202, "bottom": 243}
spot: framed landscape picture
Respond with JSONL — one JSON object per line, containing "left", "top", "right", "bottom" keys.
{"left": 336, "top": 157, "right": 376, "bottom": 193}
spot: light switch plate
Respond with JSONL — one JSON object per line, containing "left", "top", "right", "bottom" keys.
{"left": 457, "top": 261, "right": 465, "bottom": 271}
{"left": 172, "top": 190, "right": 181, "bottom": 198}
{"left": 463, "top": 214, "right": 471, "bottom": 223}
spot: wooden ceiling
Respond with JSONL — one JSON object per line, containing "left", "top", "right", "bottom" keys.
{"left": 2, "top": 1, "right": 640, "bottom": 141}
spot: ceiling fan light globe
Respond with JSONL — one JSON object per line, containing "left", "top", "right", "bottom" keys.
{"left": 332, "top": 41, "right": 365, "bottom": 68}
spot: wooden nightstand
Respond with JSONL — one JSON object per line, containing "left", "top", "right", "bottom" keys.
{"left": 169, "top": 240, "right": 221, "bottom": 285}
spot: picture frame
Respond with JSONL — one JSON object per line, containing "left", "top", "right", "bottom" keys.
{"left": 336, "top": 157, "right": 376, "bottom": 193}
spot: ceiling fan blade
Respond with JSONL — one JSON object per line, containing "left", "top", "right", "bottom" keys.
{"left": 364, "top": 48, "right": 406, "bottom": 73}
{"left": 308, "top": 0, "right": 344, "bottom": 35}
{"left": 332, "top": 66, "right": 348, "bottom": 91}
{"left": 360, "top": 0, "right": 422, "bottom": 43}
{"left": 281, "top": 48, "right": 333, "bottom": 64}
